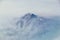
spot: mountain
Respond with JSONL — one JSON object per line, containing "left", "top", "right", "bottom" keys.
{"left": 0, "top": 13, "right": 60, "bottom": 40}
{"left": 15, "top": 13, "right": 60, "bottom": 40}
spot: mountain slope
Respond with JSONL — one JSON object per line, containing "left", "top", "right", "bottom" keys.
{"left": 0, "top": 13, "right": 60, "bottom": 40}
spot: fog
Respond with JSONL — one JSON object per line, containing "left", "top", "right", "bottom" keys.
{"left": 0, "top": 0, "right": 60, "bottom": 40}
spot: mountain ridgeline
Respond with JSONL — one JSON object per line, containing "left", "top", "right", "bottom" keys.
{"left": 1, "top": 13, "right": 60, "bottom": 40}
{"left": 16, "top": 13, "right": 60, "bottom": 31}
{"left": 15, "top": 13, "right": 60, "bottom": 40}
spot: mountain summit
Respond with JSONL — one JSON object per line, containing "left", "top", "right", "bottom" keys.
{"left": 16, "top": 13, "right": 60, "bottom": 33}
{"left": 16, "top": 13, "right": 46, "bottom": 28}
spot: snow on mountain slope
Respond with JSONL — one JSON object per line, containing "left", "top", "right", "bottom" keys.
{"left": 0, "top": 13, "right": 60, "bottom": 40}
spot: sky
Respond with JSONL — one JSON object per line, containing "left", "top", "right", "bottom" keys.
{"left": 0, "top": 0, "right": 60, "bottom": 18}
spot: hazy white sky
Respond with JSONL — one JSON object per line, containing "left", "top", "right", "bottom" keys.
{"left": 0, "top": 0, "right": 60, "bottom": 18}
